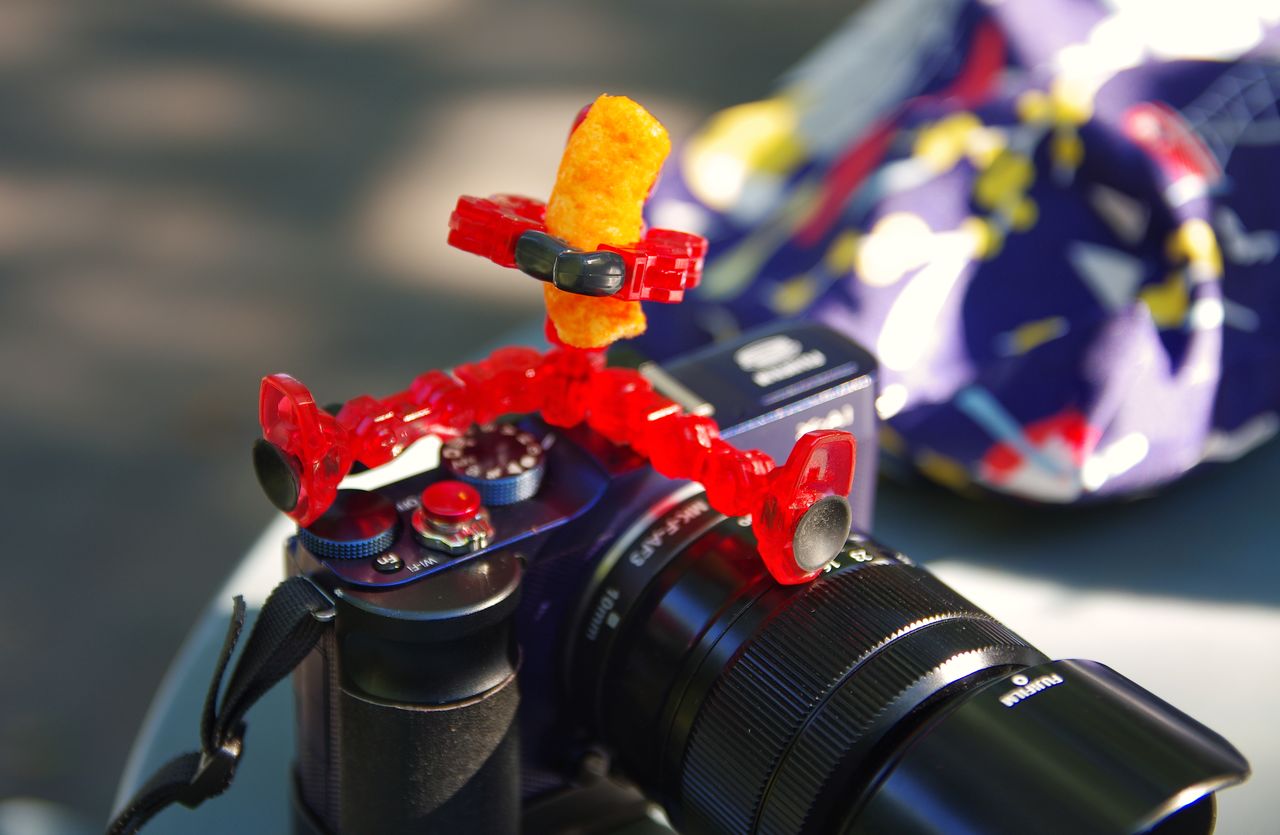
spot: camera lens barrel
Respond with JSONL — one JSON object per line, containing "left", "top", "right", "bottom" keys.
{"left": 679, "top": 568, "right": 1041, "bottom": 835}
{"left": 571, "top": 492, "right": 1248, "bottom": 835}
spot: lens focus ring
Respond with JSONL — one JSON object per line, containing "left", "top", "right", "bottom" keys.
{"left": 759, "top": 618, "right": 1035, "bottom": 835}
{"left": 678, "top": 562, "right": 1043, "bottom": 835}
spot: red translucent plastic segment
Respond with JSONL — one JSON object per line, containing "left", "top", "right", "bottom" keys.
{"left": 409, "top": 370, "right": 455, "bottom": 405}
{"left": 754, "top": 489, "right": 822, "bottom": 585}
{"left": 407, "top": 370, "right": 475, "bottom": 435}
{"left": 753, "top": 430, "right": 857, "bottom": 585}
{"left": 649, "top": 414, "right": 720, "bottom": 479}
{"left": 258, "top": 374, "right": 353, "bottom": 526}
{"left": 648, "top": 227, "right": 709, "bottom": 258}
{"left": 447, "top": 194, "right": 548, "bottom": 267}
{"left": 788, "top": 429, "right": 856, "bottom": 497}
{"left": 337, "top": 374, "right": 479, "bottom": 469}
{"left": 289, "top": 480, "right": 329, "bottom": 529}
{"left": 624, "top": 391, "right": 682, "bottom": 456}
{"left": 336, "top": 394, "right": 399, "bottom": 468}
{"left": 696, "top": 439, "right": 737, "bottom": 504}
{"left": 384, "top": 389, "right": 447, "bottom": 459}
{"left": 699, "top": 438, "right": 738, "bottom": 486}
{"left": 585, "top": 368, "right": 652, "bottom": 443}
{"left": 301, "top": 439, "right": 353, "bottom": 527}
{"left": 456, "top": 346, "right": 545, "bottom": 421}
{"left": 569, "top": 103, "right": 592, "bottom": 138}
{"left": 602, "top": 228, "right": 708, "bottom": 303}
{"left": 544, "top": 316, "right": 569, "bottom": 348}
{"left": 491, "top": 194, "right": 548, "bottom": 222}
{"left": 260, "top": 374, "right": 323, "bottom": 453}
{"left": 539, "top": 347, "right": 606, "bottom": 428}
{"left": 703, "top": 446, "right": 775, "bottom": 517}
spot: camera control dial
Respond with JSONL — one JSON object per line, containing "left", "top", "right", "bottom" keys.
{"left": 297, "top": 488, "right": 399, "bottom": 560}
{"left": 442, "top": 424, "right": 545, "bottom": 506}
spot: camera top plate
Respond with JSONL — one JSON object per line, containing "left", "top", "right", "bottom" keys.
{"left": 293, "top": 424, "right": 610, "bottom": 589}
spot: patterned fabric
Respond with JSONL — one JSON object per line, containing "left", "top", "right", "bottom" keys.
{"left": 640, "top": 0, "right": 1280, "bottom": 502}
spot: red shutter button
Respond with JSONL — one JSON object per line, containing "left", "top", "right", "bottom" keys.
{"left": 413, "top": 480, "right": 493, "bottom": 555}
{"left": 420, "top": 480, "right": 483, "bottom": 527}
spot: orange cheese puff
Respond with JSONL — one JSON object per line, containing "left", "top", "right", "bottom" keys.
{"left": 543, "top": 285, "right": 646, "bottom": 348}
{"left": 546, "top": 94, "right": 670, "bottom": 249}
{"left": 543, "top": 94, "right": 671, "bottom": 348}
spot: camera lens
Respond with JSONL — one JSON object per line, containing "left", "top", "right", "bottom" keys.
{"left": 567, "top": 490, "right": 1248, "bottom": 835}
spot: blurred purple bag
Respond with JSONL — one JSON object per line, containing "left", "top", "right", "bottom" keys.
{"left": 640, "top": 0, "right": 1280, "bottom": 502}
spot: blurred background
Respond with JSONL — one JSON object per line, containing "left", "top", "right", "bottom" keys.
{"left": 7, "top": 1, "right": 1280, "bottom": 833}
{"left": 0, "top": 0, "right": 858, "bottom": 825}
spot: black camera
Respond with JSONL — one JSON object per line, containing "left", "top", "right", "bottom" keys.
{"left": 265, "top": 321, "right": 1249, "bottom": 835}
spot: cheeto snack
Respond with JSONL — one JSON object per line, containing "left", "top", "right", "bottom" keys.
{"left": 446, "top": 96, "right": 704, "bottom": 349}
{"left": 542, "top": 287, "right": 645, "bottom": 348}
{"left": 543, "top": 95, "right": 671, "bottom": 348}
{"left": 545, "top": 95, "right": 670, "bottom": 250}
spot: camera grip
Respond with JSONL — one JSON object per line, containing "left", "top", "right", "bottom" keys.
{"left": 291, "top": 550, "right": 523, "bottom": 835}
{"left": 337, "top": 674, "right": 520, "bottom": 835}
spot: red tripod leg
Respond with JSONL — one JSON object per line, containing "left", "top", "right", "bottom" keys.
{"left": 752, "top": 430, "right": 856, "bottom": 585}
{"left": 257, "top": 374, "right": 354, "bottom": 526}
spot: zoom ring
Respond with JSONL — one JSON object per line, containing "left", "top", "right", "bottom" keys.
{"left": 679, "top": 561, "right": 1040, "bottom": 835}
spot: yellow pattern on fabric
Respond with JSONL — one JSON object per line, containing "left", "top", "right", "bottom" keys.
{"left": 770, "top": 275, "right": 820, "bottom": 314}
{"left": 915, "top": 449, "right": 972, "bottom": 490}
{"left": 682, "top": 96, "right": 806, "bottom": 211}
{"left": 1009, "top": 316, "right": 1070, "bottom": 355}
{"left": 962, "top": 216, "right": 1005, "bottom": 259}
{"left": 912, "top": 112, "right": 1008, "bottom": 174}
{"left": 880, "top": 424, "right": 907, "bottom": 456}
{"left": 914, "top": 112, "right": 983, "bottom": 172}
{"left": 1140, "top": 273, "right": 1190, "bottom": 328}
{"left": 1167, "top": 219, "right": 1224, "bottom": 278}
{"left": 975, "top": 151, "right": 1035, "bottom": 213}
{"left": 1015, "top": 85, "right": 1092, "bottom": 175}
{"left": 824, "top": 229, "right": 860, "bottom": 274}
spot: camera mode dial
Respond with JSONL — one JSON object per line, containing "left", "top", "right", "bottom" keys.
{"left": 442, "top": 424, "right": 545, "bottom": 506}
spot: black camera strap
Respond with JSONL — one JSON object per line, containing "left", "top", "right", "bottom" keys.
{"left": 106, "top": 576, "right": 335, "bottom": 835}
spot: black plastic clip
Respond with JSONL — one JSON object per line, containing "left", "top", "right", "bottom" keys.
{"left": 514, "top": 230, "right": 626, "bottom": 297}
{"left": 177, "top": 726, "right": 245, "bottom": 809}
